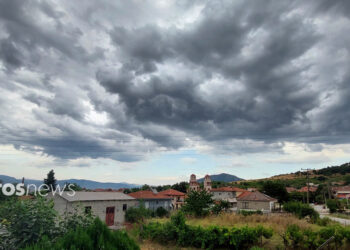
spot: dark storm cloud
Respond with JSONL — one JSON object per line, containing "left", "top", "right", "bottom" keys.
{"left": 1, "top": 0, "right": 350, "bottom": 162}
{"left": 101, "top": 1, "right": 323, "bottom": 144}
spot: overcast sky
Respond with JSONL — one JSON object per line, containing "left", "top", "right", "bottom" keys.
{"left": 0, "top": 0, "right": 350, "bottom": 185}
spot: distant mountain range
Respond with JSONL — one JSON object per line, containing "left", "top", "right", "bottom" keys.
{"left": 0, "top": 175, "right": 140, "bottom": 190}
{"left": 197, "top": 173, "right": 243, "bottom": 182}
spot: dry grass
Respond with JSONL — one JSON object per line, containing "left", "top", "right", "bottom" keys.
{"left": 146, "top": 213, "right": 321, "bottom": 249}
{"left": 185, "top": 213, "right": 320, "bottom": 234}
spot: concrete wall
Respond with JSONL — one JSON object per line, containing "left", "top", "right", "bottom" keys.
{"left": 49, "top": 195, "right": 138, "bottom": 225}
{"left": 142, "top": 199, "right": 172, "bottom": 211}
{"left": 212, "top": 191, "right": 236, "bottom": 201}
{"left": 237, "top": 200, "right": 274, "bottom": 212}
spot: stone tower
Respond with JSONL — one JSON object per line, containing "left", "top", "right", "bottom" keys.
{"left": 189, "top": 174, "right": 200, "bottom": 192}
{"left": 203, "top": 174, "right": 212, "bottom": 192}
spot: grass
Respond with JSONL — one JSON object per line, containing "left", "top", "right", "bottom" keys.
{"left": 141, "top": 213, "right": 323, "bottom": 249}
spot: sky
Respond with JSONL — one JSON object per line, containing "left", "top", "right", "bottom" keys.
{"left": 0, "top": 0, "right": 350, "bottom": 185}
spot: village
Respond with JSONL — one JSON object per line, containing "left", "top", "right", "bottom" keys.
{"left": 46, "top": 172, "right": 350, "bottom": 229}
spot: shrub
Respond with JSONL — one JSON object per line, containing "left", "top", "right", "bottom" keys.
{"left": 125, "top": 206, "right": 152, "bottom": 223}
{"left": 0, "top": 197, "right": 58, "bottom": 249}
{"left": 25, "top": 218, "right": 140, "bottom": 250}
{"left": 141, "top": 212, "right": 273, "bottom": 249}
{"left": 281, "top": 224, "right": 349, "bottom": 250}
{"left": 239, "top": 210, "right": 263, "bottom": 216}
{"left": 155, "top": 207, "right": 169, "bottom": 217}
{"left": 283, "top": 201, "right": 319, "bottom": 222}
{"left": 211, "top": 200, "right": 230, "bottom": 215}
{"left": 326, "top": 199, "right": 338, "bottom": 213}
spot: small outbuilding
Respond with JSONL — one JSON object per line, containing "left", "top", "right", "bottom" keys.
{"left": 48, "top": 191, "right": 138, "bottom": 227}
{"left": 237, "top": 191, "right": 277, "bottom": 213}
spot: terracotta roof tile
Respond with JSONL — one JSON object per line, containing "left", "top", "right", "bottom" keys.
{"left": 158, "top": 189, "right": 185, "bottom": 196}
{"left": 237, "top": 191, "right": 277, "bottom": 202}
{"left": 128, "top": 190, "right": 171, "bottom": 200}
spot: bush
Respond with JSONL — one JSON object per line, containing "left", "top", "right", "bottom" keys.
{"left": 25, "top": 218, "right": 139, "bottom": 250}
{"left": 281, "top": 224, "right": 350, "bottom": 250}
{"left": 141, "top": 212, "right": 273, "bottom": 249}
{"left": 0, "top": 197, "right": 58, "bottom": 249}
{"left": 155, "top": 207, "right": 169, "bottom": 217}
{"left": 326, "top": 199, "right": 338, "bottom": 213}
{"left": 182, "top": 190, "right": 213, "bottom": 217}
{"left": 125, "top": 206, "right": 152, "bottom": 223}
{"left": 238, "top": 210, "right": 263, "bottom": 216}
{"left": 283, "top": 201, "right": 319, "bottom": 222}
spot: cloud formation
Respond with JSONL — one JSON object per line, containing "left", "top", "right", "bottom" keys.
{"left": 1, "top": 0, "right": 350, "bottom": 163}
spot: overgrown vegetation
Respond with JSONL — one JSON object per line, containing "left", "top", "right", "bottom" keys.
{"left": 25, "top": 218, "right": 139, "bottom": 250}
{"left": 0, "top": 197, "right": 139, "bottom": 250}
{"left": 0, "top": 198, "right": 57, "bottom": 249}
{"left": 182, "top": 190, "right": 213, "bottom": 217}
{"left": 141, "top": 212, "right": 273, "bottom": 249}
{"left": 283, "top": 201, "right": 319, "bottom": 223}
{"left": 281, "top": 224, "right": 350, "bottom": 249}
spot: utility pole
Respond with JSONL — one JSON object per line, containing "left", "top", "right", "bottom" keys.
{"left": 301, "top": 168, "right": 315, "bottom": 205}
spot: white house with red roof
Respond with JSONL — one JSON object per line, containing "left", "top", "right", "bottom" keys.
{"left": 211, "top": 186, "right": 247, "bottom": 209}
{"left": 128, "top": 190, "right": 172, "bottom": 211}
{"left": 158, "top": 189, "right": 185, "bottom": 209}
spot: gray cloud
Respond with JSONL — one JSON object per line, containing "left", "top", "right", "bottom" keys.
{"left": 0, "top": 0, "right": 350, "bottom": 163}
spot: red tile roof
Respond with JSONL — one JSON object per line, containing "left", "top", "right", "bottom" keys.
{"left": 237, "top": 191, "right": 252, "bottom": 199}
{"left": 158, "top": 189, "right": 185, "bottom": 196}
{"left": 337, "top": 193, "right": 350, "bottom": 199}
{"left": 297, "top": 186, "right": 317, "bottom": 193}
{"left": 211, "top": 187, "right": 246, "bottom": 192}
{"left": 286, "top": 187, "right": 297, "bottom": 193}
{"left": 332, "top": 186, "right": 350, "bottom": 192}
{"left": 93, "top": 188, "right": 120, "bottom": 192}
{"left": 128, "top": 190, "right": 171, "bottom": 200}
{"left": 237, "top": 191, "right": 277, "bottom": 202}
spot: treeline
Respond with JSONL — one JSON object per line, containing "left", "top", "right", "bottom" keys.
{"left": 123, "top": 181, "right": 189, "bottom": 194}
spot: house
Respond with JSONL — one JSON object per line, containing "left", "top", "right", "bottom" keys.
{"left": 158, "top": 189, "right": 185, "bottom": 209}
{"left": 128, "top": 190, "right": 172, "bottom": 211}
{"left": 47, "top": 191, "right": 138, "bottom": 227}
{"left": 286, "top": 187, "right": 297, "bottom": 193}
{"left": 237, "top": 191, "right": 277, "bottom": 213}
{"left": 297, "top": 186, "right": 318, "bottom": 193}
{"left": 211, "top": 186, "right": 246, "bottom": 208}
{"left": 332, "top": 186, "right": 350, "bottom": 199}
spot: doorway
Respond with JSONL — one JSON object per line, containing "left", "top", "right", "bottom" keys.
{"left": 105, "top": 207, "right": 115, "bottom": 226}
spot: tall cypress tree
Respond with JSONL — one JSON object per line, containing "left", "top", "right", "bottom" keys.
{"left": 44, "top": 169, "right": 57, "bottom": 191}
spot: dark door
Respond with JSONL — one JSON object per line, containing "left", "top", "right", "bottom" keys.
{"left": 105, "top": 207, "right": 115, "bottom": 226}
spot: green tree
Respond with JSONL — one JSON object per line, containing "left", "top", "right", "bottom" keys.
{"left": 326, "top": 199, "right": 338, "bottom": 213}
{"left": 171, "top": 182, "right": 188, "bottom": 193}
{"left": 261, "top": 181, "right": 289, "bottom": 205}
{"left": 182, "top": 190, "right": 213, "bottom": 217}
{"left": 344, "top": 175, "right": 350, "bottom": 185}
{"left": 44, "top": 169, "right": 57, "bottom": 191}
{"left": 63, "top": 182, "right": 83, "bottom": 191}
{"left": 0, "top": 197, "right": 57, "bottom": 249}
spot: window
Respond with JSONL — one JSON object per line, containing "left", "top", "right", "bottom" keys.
{"left": 123, "top": 204, "right": 127, "bottom": 211}
{"left": 84, "top": 206, "right": 92, "bottom": 214}
{"left": 243, "top": 202, "right": 249, "bottom": 209}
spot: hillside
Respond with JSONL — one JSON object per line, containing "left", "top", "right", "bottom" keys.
{"left": 197, "top": 173, "right": 243, "bottom": 183}
{"left": 0, "top": 175, "right": 140, "bottom": 190}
